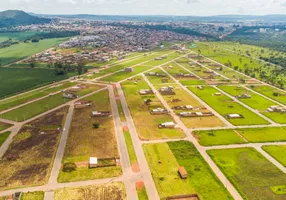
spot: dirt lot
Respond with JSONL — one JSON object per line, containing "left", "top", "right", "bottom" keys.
{"left": 54, "top": 183, "right": 126, "bottom": 200}
{"left": 0, "top": 106, "right": 69, "bottom": 190}
{"left": 63, "top": 89, "right": 119, "bottom": 163}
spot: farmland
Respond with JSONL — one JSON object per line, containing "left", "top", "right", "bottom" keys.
{"left": 143, "top": 141, "right": 232, "bottom": 200}
{"left": 0, "top": 106, "right": 69, "bottom": 190}
{"left": 1, "top": 84, "right": 102, "bottom": 122}
{"left": 208, "top": 148, "right": 286, "bottom": 200}
{"left": 58, "top": 90, "right": 121, "bottom": 183}
{"left": 188, "top": 86, "right": 269, "bottom": 125}
{"left": 121, "top": 76, "right": 184, "bottom": 140}
{"left": 54, "top": 183, "right": 126, "bottom": 200}
{"left": 0, "top": 67, "right": 76, "bottom": 99}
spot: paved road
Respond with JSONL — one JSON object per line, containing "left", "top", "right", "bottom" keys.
{"left": 143, "top": 74, "right": 244, "bottom": 200}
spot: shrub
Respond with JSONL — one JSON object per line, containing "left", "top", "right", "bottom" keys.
{"left": 62, "top": 162, "right": 77, "bottom": 172}
{"left": 93, "top": 123, "right": 100, "bottom": 128}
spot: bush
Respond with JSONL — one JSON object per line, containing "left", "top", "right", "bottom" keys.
{"left": 62, "top": 162, "right": 77, "bottom": 172}
{"left": 93, "top": 123, "right": 100, "bottom": 128}
{"left": 273, "top": 92, "right": 280, "bottom": 97}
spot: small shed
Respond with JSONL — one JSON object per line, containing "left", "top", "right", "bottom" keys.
{"left": 89, "top": 157, "right": 98, "bottom": 168}
{"left": 178, "top": 167, "right": 187, "bottom": 179}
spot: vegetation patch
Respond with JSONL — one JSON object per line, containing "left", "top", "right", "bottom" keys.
{"left": 0, "top": 131, "right": 11, "bottom": 147}
{"left": 21, "top": 191, "right": 44, "bottom": 200}
{"left": 262, "top": 145, "right": 286, "bottom": 167}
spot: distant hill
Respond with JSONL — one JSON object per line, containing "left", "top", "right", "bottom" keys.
{"left": 0, "top": 10, "right": 51, "bottom": 28}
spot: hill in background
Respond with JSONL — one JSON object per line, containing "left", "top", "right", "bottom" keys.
{"left": 0, "top": 10, "right": 51, "bottom": 28}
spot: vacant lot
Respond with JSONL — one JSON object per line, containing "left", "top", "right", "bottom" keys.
{"left": 145, "top": 68, "right": 174, "bottom": 85}
{"left": 121, "top": 77, "right": 184, "bottom": 140}
{"left": 250, "top": 85, "right": 286, "bottom": 105}
{"left": 262, "top": 145, "right": 286, "bottom": 167}
{"left": 0, "top": 67, "right": 75, "bottom": 99}
{"left": 21, "top": 191, "right": 44, "bottom": 200}
{"left": 188, "top": 86, "right": 269, "bottom": 126}
{"left": 0, "top": 131, "right": 11, "bottom": 147}
{"left": 0, "top": 106, "right": 68, "bottom": 190}
{"left": 59, "top": 90, "right": 121, "bottom": 183}
{"left": 0, "top": 82, "right": 76, "bottom": 112}
{"left": 143, "top": 141, "right": 233, "bottom": 200}
{"left": 208, "top": 148, "right": 286, "bottom": 200}
{"left": 0, "top": 122, "right": 12, "bottom": 132}
{"left": 54, "top": 183, "right": 126, "bottom": 200}
{"left": 2, "top": 84, "right": 102, "bottom": 122}
{"left": 157, "top": 85, "right": 225, "bottom": 128}
{"left": 219, "top": 85, "right": 286, "bottom": 124}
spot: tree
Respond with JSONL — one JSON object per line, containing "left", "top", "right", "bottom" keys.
{"left": 29, "top": 58, "right": 36, "bottom": 68}
{"left": 62, "top": 162, "right": 77, "bottom": 172}
{"left": 93, "top": 123, "right": 100, "bottom": 129}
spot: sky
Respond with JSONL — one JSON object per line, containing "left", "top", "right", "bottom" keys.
{"left": 1, "top": 0, "right": 286, "bottom": 16}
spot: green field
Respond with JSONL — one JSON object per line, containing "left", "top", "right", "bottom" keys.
{"left": 145, "top": 68, "right": 174, "bottom": 85}
{"left": 188, "top": 86, "right": 269, "bottom": 126}
{"left": 123, "top": 130, "right": 137, "bottom": 167}
{"left": 262, "top": 145, "right": 286, "bottom": 167}
{"left": 0, "top": 131, "right": 11, "bottom": 147}
{"left": 0, "top": 31, "right": 38, "bottom": 43}
{"left": 208, "top": 148, "right": 286, "bottom": 200}
{"left": 218, "top": 85, "right": 286, "bottom": 124}
{"left": 0, "top": 122, "right": 12, "bottom": 132}
{"left": 0, "top": 67, "right": 76, "bottom": 99}
{"left": 143, "top": 141, "right": 233, "bottom": 200}
{"left": 121, "top": 77, "right": 184, "bottom": 140}
{"left": 21, "top": 191, "right": 44, "bottom": 200}
{"left": 250, "top": 85, "right": 286, "bottom": 105}
{"left": 0, "top": 38, "right": 68, "bottom": 66}
{"left": 0, "top": 82, "right": 76, "bottom": 112}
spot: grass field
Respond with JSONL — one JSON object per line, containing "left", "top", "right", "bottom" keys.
{"left": 117, "top": 100, "right": 126, "bottom": 122}
{"left": 219, "top": 85, "right": 286, "bottom": 124}
{"left": 193, "top": 129, "right": 246, "bottom": 146}
{"left": 262, "top": 145, "right": 286, "bottom": 167}
{"left": 123, "top": 129, "right": 138, "bottom": 168}
{"left": 121, "top": 77, "right": 184, "bottom": 140}
{"left": 21, "top": 191, "right": 44, "bottom": 200}
{"left": 188, "top": 86, "right": 269, "bottom": 126}
{"left": 0, "top": 82, "right": 76, "bottom": 112}
{"left": 58, "top": 90, "right": 121, "bottom": 183}
{"left": 0, "top": 131, "right": 11, "bottom": 147}
{"left": 157, "top": 85, "right": 225, "bottom": 128}
{"left": 143, "top": 141, "right": 232, "bottom": 200}
{"left": 0, "top": 106, "right": 69, "bottom": 190}
{"left": 0, "top": 31, "right": 38, "bottom": 43}
{"left": 250, "top": 85, "right": 286, "bottom": 105}
{"left": 1, "top": 85, "right": 101, "bottom": 122}
{"left": 136, "top": 182, "right": 148, "bottom": 200}
{"left": 0, "top": 67, "right": 76, "bottom": 99}
{"left": 54, "top": 183, "right": 126, "bottom": 200}
{"left": 0, "top": 122, "right": 12, "bottom": 132}
{"left": 0, "top": 38, "right": 68, "bottom": 66}
{"left": 145, "top": 68, "right": 174, "bottom": 85}
{"left": 194, "top": 127, "right": 286, "bottom": 145}
{"left": 208, "top": 147, "right": 286, "bottom": 200}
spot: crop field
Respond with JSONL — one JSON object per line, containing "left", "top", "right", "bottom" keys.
{"left": 121, "top": 77, "right": 184, "bottom": 140}
{"left": 218, "top": 85, "right": 286, "bottom": 124}
{"left": 188, "top": 86, "right": 269, "bottom": 125}
{"left": 0, "top": 106, "right": 69, "bottom": 190}
{"left": 1, "top": 84, "right": 102, "bottom": 122}
{"left": 54, "top": 183, "right": 126, "bottom": 200}
{"left": 0, "top": 131, "right": 11, "bottom": 147}
{"left": 208, "top": 147, "right": 286, "bottom": 200}
{"left": 87, "top": 50, "right": 172, "bottom": 79}
{"left": 250, "top": 85, "right": 286, "bottom": 105}
{"left": 262, "top": 145, "right": 286, "bottom": 167}
{"left": 143, "top": 141, "right": 232, "bottom": 200}
{"left": 0, "top": 122, "right": 12, "bottom": 132}
{"left": 0, "top": 67, "right": 76, "bottom": 99}
{"left": 144, "top": 68, "right": 174, "bottom": 85}
{"left": 0, "top": 38, "right": 69, "bottom": 66}
{"left": 157, "top": 85, "right": 225, "bottom": 128}
{"left": 0, "top": 82, "right": 76, "bottom": 112}
{"left": 58, "top": 90, "right": 121, "bottom": 183}
{"left": 194, "top": 127, "right": 286, "bottom": 145}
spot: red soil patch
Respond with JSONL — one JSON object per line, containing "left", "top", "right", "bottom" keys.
{"left": 136, "top": 181, "right": 144, "bottom": 190}
{"left": 122, "top": 126, "right": 129, "bottom": 132}
{"left": 132, "top": 162, "right": 140, "bottom": 173}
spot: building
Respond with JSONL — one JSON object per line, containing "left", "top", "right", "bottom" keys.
{"left": 159, "top": 86, "right": 175, "bottom": 95}
{"left": 74, "top": 100, "right": 92, "bottom": 108}
{"left": 158, "top": 122, "right": 177, "bottom": 129}
{"left": 179, "top": 111, "right": 214, "bottom": 117}
{"left": 173, "top": 105, "right": 193, "bottom": 110}
{"left": 226, "top": 114, "right": 243, "bottom": 119}
{"left": 178, "top": 167, "right": 188, "bottom": 179}
{"left": 92, "top": 111, "right": 111, "bottom": 117}
{"left": 139, "top": 89, "right": 154, "bottom": 95}
{"left": 89, "top": 157, "right": 98, "bottom": 168}
{"left": 150, "top": 108, "right": 168, "bottom": 115}
{"left": 124, "top": 67, "right": 134, "bottom": 72}
{"left": 267, "top": 105, "right": 286, "bottom": 113}
{"left": 63, "top": 92, "right": 78, "bottom": 99}
{"left": 235, "top": 94, "right": 251, "bottom": 99}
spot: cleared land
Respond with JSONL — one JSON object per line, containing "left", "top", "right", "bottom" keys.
{"left": 58, "top": 90, "right": 121, "bottom": 183}
{"left": 143, "top": 141, "right": 233, "bottom": 200}
{"left": 0, "top": 67, "right": 76, "bottom": 99}
{"left": 155, "top": 84, "right": 225, "bottom": 128}
{"left": 250, "top": 85, "right": 286, "bottom": 105}
{"left": 0, "top": 82, "right": 76, "bottom": 112}
{"left": 0, "top": 106, "right": 69, "bottom": 190}
{"left": 121, "top": 76, "right": 184, "bottom": 140}
{"left": 262, "top": 145, "right": 286, "bottom": 167}
{"left": 54, "top": 183, "right": 126, "bottom": 200}
{"left": 1, "top": 84, "right": 102, "bottom": 122}
{"left": 208, "top": 147, "right": 286, "bottom": 200}
{"left": 194, "top": 127, "right": 286, "bottom": 145}
{"left": 188, "top": 86, "right": 269, "bottom": 126}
